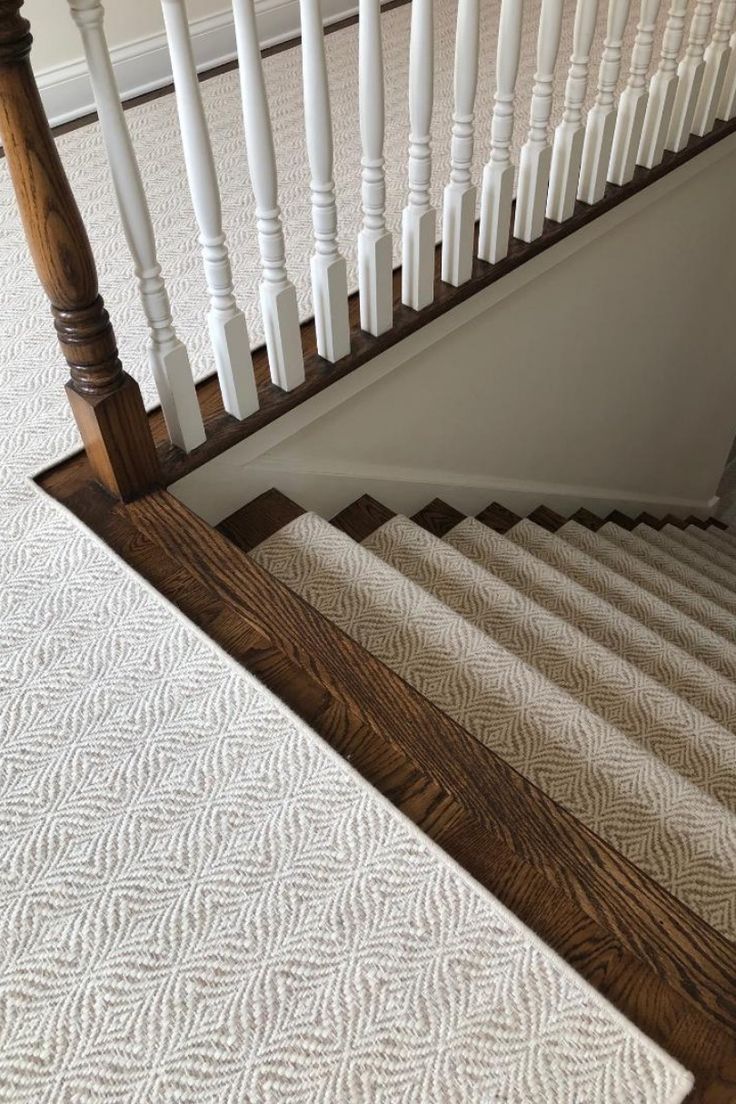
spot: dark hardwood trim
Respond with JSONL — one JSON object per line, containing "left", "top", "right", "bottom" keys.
{"left": 476, "top": 501, "right": 523, "bottom": 533}
{"left": 0, "top": 0, "right": 158, "bottom": 500}
{"left": 709, "top": 516, "right": 729, "bottom": 530}
{"left": 36, "top": 469, "right": 735, "bottom": 1100}
{"left": 330, "top": 494, "right": 395, "bottom": 541}
{"left": 637, "top": 511, "right": 667, "bottom": 529}
{"left": 606, "top": 509, "right": 638, "bottom": 530}
{"left": 412, "top": 497, "right": 466, "bottom": 537}
{"left": 528, "top": 505, "right": 569, "bottom": 532}
{"left": 568, "top": 507, "right": 605, "bottom": 531}
{"left": 138, "top": 117, "right": 736, "bottom": 489}
{"left": 112, "top": 486, "right": 736, "bottom": 1034}
{"left": 216, "top": 488, "right": 304, "bottom": 552}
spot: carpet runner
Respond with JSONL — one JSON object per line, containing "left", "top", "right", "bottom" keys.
{"left": 251, "top": 510, "right": 736, "bottom": 949}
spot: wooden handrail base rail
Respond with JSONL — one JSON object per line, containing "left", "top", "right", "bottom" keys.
{"left": 65, "top": 372, "right": 159, "bottom": 501}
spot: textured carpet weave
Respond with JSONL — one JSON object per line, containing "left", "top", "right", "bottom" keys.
{"left": 250, "top": 510, "right": 736, "bottom": 946}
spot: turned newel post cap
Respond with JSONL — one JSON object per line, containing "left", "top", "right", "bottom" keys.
{"left": 0, "top": 0, "right": 32, "bottom": 63}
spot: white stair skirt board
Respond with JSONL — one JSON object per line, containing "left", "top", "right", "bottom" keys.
{"left": 251, "top": 512, "right": 736, "bottom": 943}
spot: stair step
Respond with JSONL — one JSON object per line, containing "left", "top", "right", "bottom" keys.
{"left": 411, "top": 497, "right": 466, "bottom": 537}
{"left": 250, "top": 510, "right": 736, "bottom": 944}
{"left": 569, "top": 507, "right": 605, "bottom": 530}
{"left": 330, "top": 493, "right": 395, "bottom": 540}
{"left": 216, "top": 487, "right": 304, "bottom": 551}
{"left": 528, "top": 504, "right": 568, "bottom": 531}
{"left": 650, "top": 524, "right": 736, "bottom": 589}
{"left": 509, "top": 517, "right": 736, "bottom": 682}
{"left": 475, "top": 501, "right": 521, "bottom": 533}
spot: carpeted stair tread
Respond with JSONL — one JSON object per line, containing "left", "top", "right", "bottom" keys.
{"left": 250, "top": 512, "right": 736, "bottom": 941}
{"left": 600, "top": 521, "right": 736, "bottom": 618}
{"left": 686, "top": 523, "right": 736, "bottom": 561}
{"left": 360, "top": 514, "right": 736, "bottom": 812}
{"left": 447, "top": 516, "right": 736, "bottom": 733}
{"left": 508, "top": 519, "right": 736, "bottom": 682}
{"left": 559, "top": 521, "right": 736, "bottom": 646}
{"left": 642, "top": 524, "right": 736, "bottom": 591}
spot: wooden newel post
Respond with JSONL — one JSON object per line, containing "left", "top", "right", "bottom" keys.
{"left": 0, "top": 0, "right": 159, "bottom": 500}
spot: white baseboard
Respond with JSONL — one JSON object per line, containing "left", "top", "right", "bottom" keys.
{"left": 36, "top": 0, "right": 361, "bottom": 128}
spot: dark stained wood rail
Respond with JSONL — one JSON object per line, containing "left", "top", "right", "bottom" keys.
{"left": 0, "top": 0, "right": 158, "bottom": 500}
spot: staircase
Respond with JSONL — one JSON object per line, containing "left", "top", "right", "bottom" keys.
{"left": 217, "top": 490, "right": 736, "bottom": 969}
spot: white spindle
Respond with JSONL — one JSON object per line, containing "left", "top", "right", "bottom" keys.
{"left": 717, "top": 31, "right": 736, "bottom": 116}
{"left": 300, "top": 0, "right": 350, "bottom": 361}
{"left": 68, "top": 0, "right": 205, "bottom": 453}
{"left": 358, "top": 0, "right": 392, "bottom": 336}
{"left": 546, "top": 0, "right": 600, "bottom": 222}
{"left": 161, "top": 0, "right": 258, "bottom": 420}
{"left": 402, "top": 0, "right": 436, "bottom": 311}
{"left": 514, "top": 0, "right": 564, "bottom": 242}
{"left": 692, "top": 0, "right": 736, "bottom": 133}
{"left": 608, "top": 0, "right": 661, "bottom": 184}
{"left": 637, "top": 0, "right": 689, "bottom": 167}
{"left": 441, "top": 0, "right": 480, "bottom": 286}
{"left": 665, "top": 0, "right": 715, "bottom": 150}
{"left": 232, "top": 0, "right": 305, "bottom": 390}
{"left": 578, "top": 0, "right": 632, "bottom": 204}
{"left": 478, "top": 0, "right": 523, "bottom": 264}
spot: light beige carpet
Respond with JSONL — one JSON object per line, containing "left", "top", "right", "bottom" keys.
{"left": 250, "top": 508, "right": 736, "bottom": 945}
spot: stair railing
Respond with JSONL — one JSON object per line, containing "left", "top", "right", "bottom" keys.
{"left": 3, "top": 0, "right": 736, "bottom": 499}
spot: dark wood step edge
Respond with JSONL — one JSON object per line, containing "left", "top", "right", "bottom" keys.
{"left": 132, "top": 486, "right": 736, "bottom": 1032}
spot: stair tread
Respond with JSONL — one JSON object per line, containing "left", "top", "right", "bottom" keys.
{"left": 448, "top": 514, "right": 736, "bottom": 731}
{"left": 217, "top": 488, "right": 304, "bottom": 552}
{"left": 362, "top": 514, "right": 736, "bottom": 809}
{"left": 559, "top": 520, "right": 736, "bottom": 648}
{"left": 411, "top": 497, "right": 466, "bottom": 537}
{"left": 249, "top": 510, "right": 736, "bottom": 943}
{"left": 331, "top": 494, "right": 395, "bottom": 541}
{"left": 509, "top": 518, "right": 736, "bottom": 682}
{"left": 687, "top": 523, "right": 736, "bottom": 562}
{"left": 475, "top": 501, "right": 522, "bottom": 533}
{"left": 652, "top": 523, "right": 736, "bottom": 588}
{"left": 601, "top": 521, "right": 736, "bottom": 618}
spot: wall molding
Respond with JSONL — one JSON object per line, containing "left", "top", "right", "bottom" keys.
{"left": 36, "top": 0, "right": 362, "bottom": 128}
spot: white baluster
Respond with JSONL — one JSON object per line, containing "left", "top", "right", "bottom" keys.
{"left": 358, "top": 0, "right": 392, "bottom": 337}
{"left": 717, "top": 30, "right": 736, "bottom": 116}
{"left": 478, "top": 0, "right": 523, "bottom": 264}
{"left": 665, "top": 0, "right": 714, "bottom": 150}
{"left": 402, "top": 0, "right": 436, "bottom": 311}
{"left": 514, "top": 0, "right": 564, "bottom": 242}
{"left": 300, "top": 0, "right": 350, "bottom": 361}
{"left": 441, "top": 0, "right": 480, "bottom": 286}
{"left": 637, "top": 0, "right": 689, "bottom": 167}
{"left": 161, "top": 0, "right": 258, "bottom": 420}
{"left": 68, "top": 0, "right": 205, "bottom": 453}
{"left": 578, "top": 0, "right": 632, "bottom": 204}
{"left": 232, "top": 0, "right": 305, "bottom": 390}
{"left": 547, "top": 0, "right": 600, "bottom": 222}
{"left": 692, "top": 0, "right": 736, "bottom": 133}
{"left": 608, "top": 0, "right": 661, "bottom": 184}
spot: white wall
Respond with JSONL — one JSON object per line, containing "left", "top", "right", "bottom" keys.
{"left": 171, "top": 136, "right": 736, "bottom": 525}
{"left": 26, "top": 0, "right": 226, "bottom": 74}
